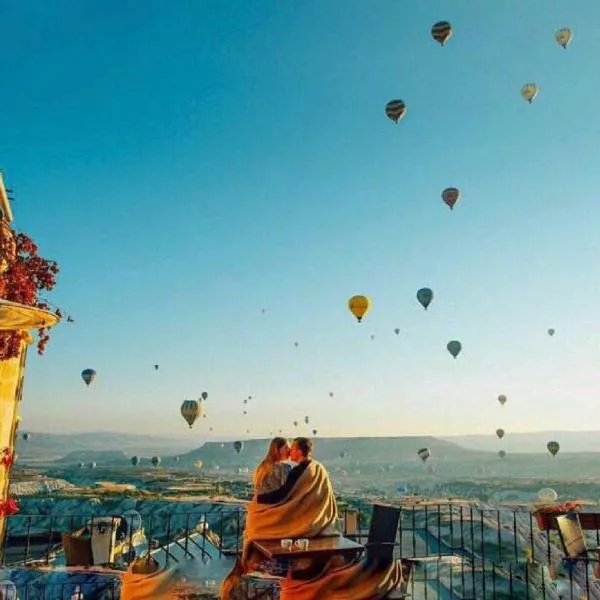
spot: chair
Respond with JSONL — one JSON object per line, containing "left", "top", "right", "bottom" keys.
{"left": 364, "top": 504, "right": 401, "bottom": 564}
{"left": 556, "top": 513, "right": 600, "bottom": 585}
{"left": 61, "top": 533, "right": 94, "bottom": 567}
{"left": 556, "top": 513, "right": 600, "bottom": 560}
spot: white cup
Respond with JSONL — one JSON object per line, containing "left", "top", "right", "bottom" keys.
{"left": 281, "top": 538, "right": 293, "bottom": 551}
{"left": 294, "top": 538, "right": 309, "bottom": 551}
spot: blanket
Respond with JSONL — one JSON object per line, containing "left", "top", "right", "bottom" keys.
{"left": 279, "top": 558, "right": 404, "bottom": 600}
{"left": 221, "top": 459, "right": 338, "bottom": 599}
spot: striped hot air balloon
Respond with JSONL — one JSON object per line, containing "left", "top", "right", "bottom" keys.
{"left": 180, "top": 399, "right": 203, "bottom": 429}
{"left": 555, "top": 28, "right": 572, "bottom": 49}
{"left": 385, "top": 100, "right": 406, "bottom": 124}
{"left": 431, "top": 21, "right": 452, "bottom": 46}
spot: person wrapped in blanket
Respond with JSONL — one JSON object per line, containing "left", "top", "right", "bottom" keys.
{"left": 220, "top": 437, "right": 406, "bottom": 600}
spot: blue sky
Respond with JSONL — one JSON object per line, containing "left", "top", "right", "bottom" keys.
{"left": 2, "top": 0, "right": 600, "bottom": 444}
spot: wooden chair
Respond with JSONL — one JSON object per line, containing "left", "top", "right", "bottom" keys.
{"left": 61, "top": 533, "right": 94, "bottom": 567}
{"left": 556, "top": 512, "right": 600, "bottom": 586}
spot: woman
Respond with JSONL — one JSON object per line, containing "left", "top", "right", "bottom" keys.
{"left": 253, "top": 437, "right": 291, "bottom": 495}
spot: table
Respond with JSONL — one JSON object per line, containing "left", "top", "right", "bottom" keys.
{"left": 253, "top": 535, "right": 363, "bottom": 562}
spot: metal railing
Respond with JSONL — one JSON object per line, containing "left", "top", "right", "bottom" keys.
{"left": 2, "top": 503, "right": 598, "bottom": 599}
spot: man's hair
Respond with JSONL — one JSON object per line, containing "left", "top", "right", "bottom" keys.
{"left": 293, "top": 437, "right": 313, "bottom": 458}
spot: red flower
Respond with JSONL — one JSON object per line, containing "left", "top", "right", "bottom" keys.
{"left": 0, "top": 496, "right": 19, "bottom": 517}
{"left": 1, "top": 447, "right": 14, "bottom": 468}
{"left": 0, "top": 223, "right": 61, "bottom": 360}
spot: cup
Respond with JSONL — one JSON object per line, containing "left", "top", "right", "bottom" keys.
{"left": 281, "top": 538, "right": 293, "bottom": 551}
{"left": 295, "top": 538, "right": 309, "bottom": 551}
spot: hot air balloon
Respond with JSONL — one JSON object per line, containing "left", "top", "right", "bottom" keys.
{"left": 233, "top": 441, "right": 243, "bottom": 454}
{"left": 312, "top": 429, "right": 318, "bottom": 436}
{"left": 431, "top": 21, "right": 452, "bottom": 45}
{"left": 547, "top": 441, "right": 560, "bottom": 456}
{"left": 194, "top": 460, "right": 203, "bottom": 470}
{"left": 416, "top": 288, "right": 434, "bottom": 310}
{"left": 385, "top": 100, "right": 406, "bottom": 124}
{"left": 348, "top": 295, "right": 370, "bottom": 322}
{"left": 78, "top": 462, "right": 85, "bottom": 469}
{"left": 181, "top": 400, "right": 202, "bottom": 429}
{"left": 293, "top": 420, "right": 298, "bottom": 427}
{"left": 81, "top": 369, "right": 96, "bottom": 387}
{"left": 154, "top": 364, "right": 159, "bottom": 370}
{"left": 340, "top": 451, "right": 347, "bottom": 459}
{"left": 22, "top": 433, "right": 30, "bottom": 441}
{"left": 370, "top": 334, "right": 375, "bottom": 341}
{"left": 498, "top": 450, "right": 506, "bottom": 459}
{"left": 441, "top": 188, "right": 461, "bottom": 210}
{"left": 243, "top": 399, "right": 248, "bottom": 404}
{"left": 394, "top": 328, "right": 400, "bottom": 335}
{"left": 521, "top": 83, "right": 538, "bottom": 104}
{"left": 294, "top": 342, "right": 299, "bottom": 347}
{"left": 498, "top": 395, "right": 507, "bottom": 406}
{"left": 201, "top": 392, "right": 208, "bottom": 401}
{"left": 151, "top": 456, "right": 161, "bottom": 468}
{"left": 173, "top": 456, "right": 180, "bottom": 463}
{"left": 555, "top": 28, "right": 572, "bottom": 49}
{"left": 447, "top": 340, "right": 462, "bottom": 358}
{"left": 496, "top": 428, "right": 505, "bottom": 440}
{"left": 243, "top": 410, "right": 247, "bottom": 415}
{"left": 417, "top": 448, "right": 431, "bottom": 462}
{"left": 329, "top": 392, "right": 334, "bottom": 398}
{"left": 131, "top": 456, "right": 140, "bottom": 466}
{"left": 538, "top": 487, "right": 558, "bottom": 503}
{"left": 304, "top": 416, "right": 309, "bottom": 425}
{"left": 548, "top": 328, "right": 555, "bottom": 337}
{"left": 89, "top": 462, "right": 96, "bottom": 469}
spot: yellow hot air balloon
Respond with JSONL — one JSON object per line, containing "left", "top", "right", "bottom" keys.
{"left": 385, "top": 100, "right": 406, "bottom": 124}
{"left": 348, "top": 295, "right": 370, "bottom": 322}
{"left": 555, "top": 28, "right": 572, "bottom": 49}
{"left": 194, "top": 460, "right": 203, "bottom": 470}
{"left": 521, "top": 83, "right": 538, "bottom": 104}
{"left": 431, "top": 21, "right": 452, "bottom": 46}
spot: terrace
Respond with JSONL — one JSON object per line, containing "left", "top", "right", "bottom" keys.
{"left": 1, "top": 501, "right": 597, "bottom": 599}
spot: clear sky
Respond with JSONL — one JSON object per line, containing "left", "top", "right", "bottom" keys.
{"left": 2, "top": 0, "right": 600, "bottom": 443}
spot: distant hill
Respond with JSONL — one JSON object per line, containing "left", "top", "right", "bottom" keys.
{"left": 53, "top": 450, "right": 130, "bottom": 465}
{"left": 175, "top": 436, "right": 484, "bottom": 470}
{"left": 15, "top": 431, "right": 196, "bottom": 463}
{"left": 445, "top": 431, "right": 600, "bottom": 454}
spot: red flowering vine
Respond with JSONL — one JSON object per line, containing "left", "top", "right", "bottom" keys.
{"left": 1, "top": 447, "right": 14, "bottom": 468}
{"left": 0, "top": 222, "right": 60, "bottom": 360}
{"left": 0, "top": 496, "right": 19, "bottom": 517}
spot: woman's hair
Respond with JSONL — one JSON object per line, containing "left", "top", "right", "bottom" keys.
{"left": 253, "top": 437, "right": 288, "bottom": 488}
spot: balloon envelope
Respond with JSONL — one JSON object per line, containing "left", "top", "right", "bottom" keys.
{"left": 131, "top": 456, "right": 139, "bottom": 466}
{"left": 22, "top": 433, "right": 30, "bottom": 441}
{"left": 548, "top": 328, "right": 555, "bottom": 336}
{"left": 233, "top": 441, "right": 243, "bottom": 454}
{"left": 151, "top": 456, "right": 161, "bottom": 468}
{"left": 431, "top": 21, "right": 452, "bottom": 45}
{"left": 498, "top": 450, "right": 506, "bottom": 458}
{"left": 496, "top": 428, "right": 505, "bottom": 439}
{"left": 441, "top": 188, "right": 461, "bottom": 210}
{"left": 538, "top": 487, "right": 558, "bottom": 503}
{"left": 498, "top": 395, "right": 507, "bottom": 406}
{"left": 447, "top": 340, "right": 462, "bottom": 358}
{"left": 417, "top": 447, "right": 431, "bottom": 462}
{"left": 547, "top": 441, "right": 560, "bottom": 456}
{"left": 555, "top": 28, "right": 572, "bottom": 48}
{"left": 348, "top": 295, "right": 371, "bottom": 322}
{"left": 416, "top": 288, "right": 434, "bottom": 310}
{"left": 181, "top": 399, "right": 203, "bottom": 428}
{"left": 521, "top": 83, "right": 538, "bottom": 103}
{"left": 81, "top": 369, "right": 96, "bottom": 386}
{"left": 385, "top": 99, "right": 406, "bottom": 123}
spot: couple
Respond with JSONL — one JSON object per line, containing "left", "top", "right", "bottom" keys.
{"left": 221, "top": 437, "right": 404, "bottom": 600}
{"left": 253, "top": 436, "right": 311, "bottom": 496}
